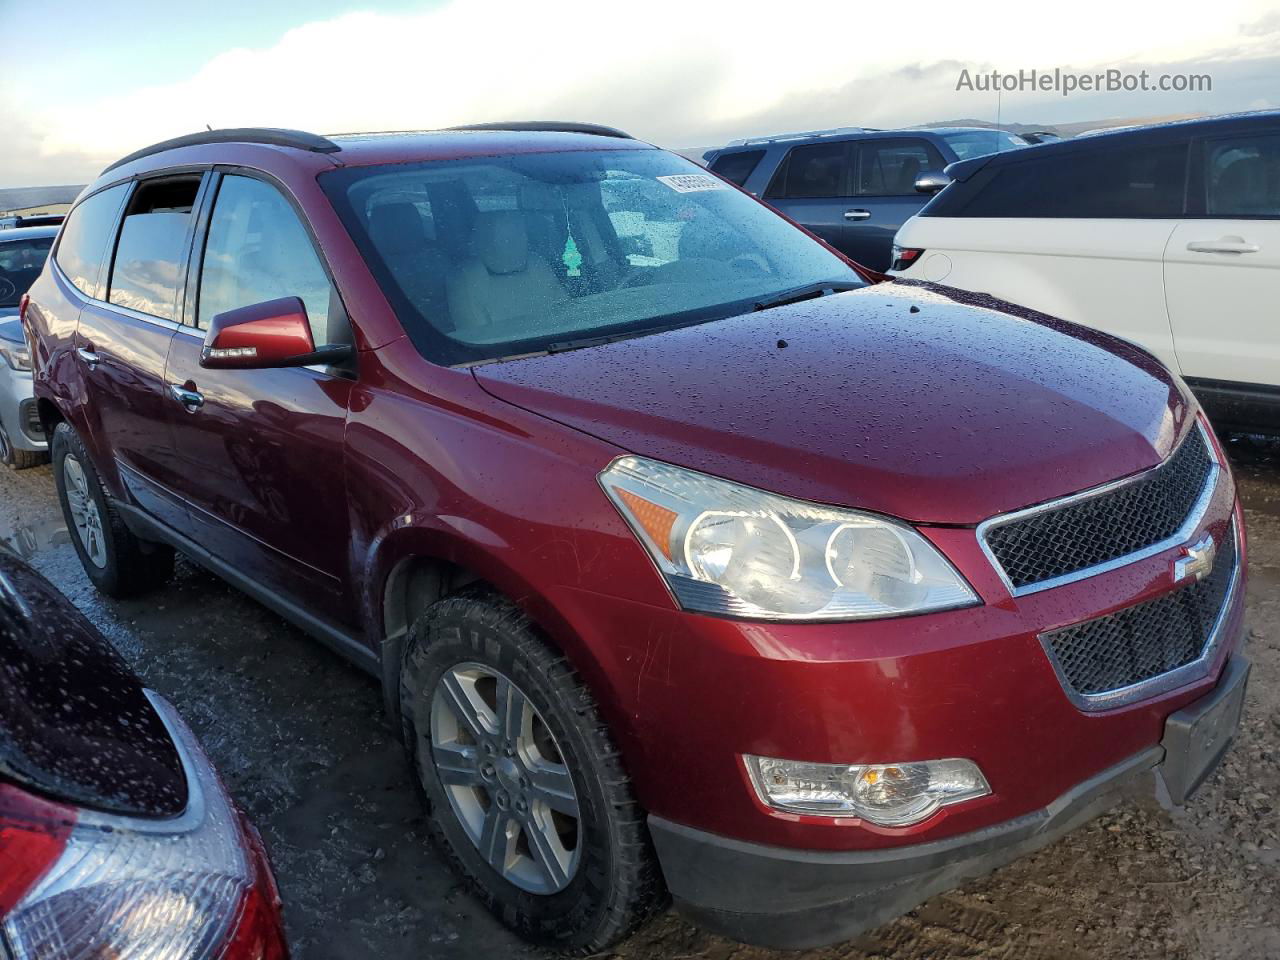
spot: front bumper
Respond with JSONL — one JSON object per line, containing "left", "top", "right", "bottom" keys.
{"left": 0, "top": 369, "right": 46, "bottom": 452}
{"left": 649, "top": 654, "right": 1250, "bottom": 949}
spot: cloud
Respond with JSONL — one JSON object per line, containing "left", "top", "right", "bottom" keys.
{"left": 6, "top": 0, "right": 1280, "bottom": 187}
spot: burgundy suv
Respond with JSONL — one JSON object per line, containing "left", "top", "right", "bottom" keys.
{"left": 22, "top": 124, "right": 1248, "bottom": 951}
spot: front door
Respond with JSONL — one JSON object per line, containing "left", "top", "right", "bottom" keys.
{"left": 843, "top": 138, "right": 943, "bottom": 271}
{"left": 762, "top": 140, "right": 854, "bottom": 253}
{"left": 163, "top": 172, "right": 355, "bottom": 624}
{"left": 1164, "top": 133, "right": 1280, "bottom": 387}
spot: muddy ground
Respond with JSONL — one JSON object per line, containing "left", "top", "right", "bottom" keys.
{"left": 1, "top": 435, "right": 1277, "bottom": 960}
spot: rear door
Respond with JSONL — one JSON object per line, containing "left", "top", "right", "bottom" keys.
{"left": 163, "top": 171, "right": 355, "bottom": 623}
{"left": 761, "top": 140, "right": 854, "bottom": 252}
{"left": 845, "top": 137, "right": 943, "bottom": 270}
{"left": 1164, "top": 132, "right": 1280, "bottom": 387}
{"left": 74, "top": 175, "right": 206, "bottom": 531}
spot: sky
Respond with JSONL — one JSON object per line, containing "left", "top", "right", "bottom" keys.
{"left": 3, "top": 0, "right": 1279, "bottom": 188}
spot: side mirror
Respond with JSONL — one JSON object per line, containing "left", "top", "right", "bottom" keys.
{"left": 914, "top": 171, "right": 952, "bottom": 195}
{"left": 200, "top": 297, "right": 352, "bottom": 370}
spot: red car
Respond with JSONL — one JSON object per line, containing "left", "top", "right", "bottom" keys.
{"left": 0, "top": 548, "right": 287, "bottom": 958}
{"left": 22, "top": 124, "right": 1248, "bottom": 951}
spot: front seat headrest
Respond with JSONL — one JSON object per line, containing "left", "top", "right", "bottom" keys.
{"left": 472, "top": 211, "right": 530, "bottom": 275}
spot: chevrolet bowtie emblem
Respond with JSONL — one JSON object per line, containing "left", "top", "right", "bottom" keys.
{"left": 1174, "top": 534, "right": 1216, "bottom": 584}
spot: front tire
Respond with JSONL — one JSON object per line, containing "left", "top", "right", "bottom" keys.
{"left": 0, "top": 422, "right": 45, "bottom": 470}
{"left": 51, "top": 423, "right": 175, "bottom": 597}
{"left": 400, "top": 586, "right": 664, "bottom": 953}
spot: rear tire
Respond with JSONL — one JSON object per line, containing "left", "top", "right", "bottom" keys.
{"left": 0, "top": 423, "right": 45, "bottom": 470}
{"left": 400, "top": 585, "right": 665, "bottom": 953}
{"left": 51, "top": 423, "right": 175, "bottom": 597}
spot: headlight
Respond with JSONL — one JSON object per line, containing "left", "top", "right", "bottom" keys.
{"left": 745, "top": 755, "right": 990, "bottom": 826}
{"left": 599, "top": 456, "right": 977, "bottom": 620}
{"left": 0, "top": 339, "right": 31, "bottom": 371}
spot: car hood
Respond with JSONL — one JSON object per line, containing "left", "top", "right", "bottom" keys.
{"left": 473, "top": 281, "right": 1192, "bottom": 525}
{"left": 0, "top": 311, "right": 20, "bottom": 333}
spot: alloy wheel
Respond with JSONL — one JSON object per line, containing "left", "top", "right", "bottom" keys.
{"left": 63, "top": 454, "right": 107, "bottom": 568}
{"left": 430, "top": 662, "right": 582, "bottom": 894}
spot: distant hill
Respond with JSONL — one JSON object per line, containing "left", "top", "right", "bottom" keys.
{"left": 0, "top": 184, "right": 84, "bottom": 215}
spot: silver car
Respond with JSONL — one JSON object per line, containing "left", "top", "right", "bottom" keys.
{"left": 0, "top": 225, "right": 57, "bottom": 469}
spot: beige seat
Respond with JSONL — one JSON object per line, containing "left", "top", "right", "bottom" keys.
{"left": 446, "top": 211, "right": 568, "bottom": 335}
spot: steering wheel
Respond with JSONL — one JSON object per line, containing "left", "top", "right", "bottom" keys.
{"left": 620, "top": 267, "right": 655, "bottom": 289}
{"left": 0, "top": 277, "right": 16, "bottom": 302}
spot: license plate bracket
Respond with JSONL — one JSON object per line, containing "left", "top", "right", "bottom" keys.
{"left": 1158, "top": 656, "right": 1250, "bottom": 806}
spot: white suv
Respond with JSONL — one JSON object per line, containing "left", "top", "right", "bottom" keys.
{"left": 889, "top": 112, "right": 1280, "bottom": 432}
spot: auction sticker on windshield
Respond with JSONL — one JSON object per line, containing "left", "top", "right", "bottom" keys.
{"left": 657, "top": 173, "right": 730, "bottom": 193}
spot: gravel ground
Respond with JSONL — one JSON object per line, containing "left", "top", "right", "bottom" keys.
{"left": 1, "top": 434, "right": 1277, "bottom": 960}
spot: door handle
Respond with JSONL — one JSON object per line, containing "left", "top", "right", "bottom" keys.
{"left": 76, "top": 347, "right": 101, "bottom": 370}
{"left": 169, "top": 383, "right": 205, "bottom": 412}
{"left": 844, "top": 209, "right": 872, "bottom": 221}
{"left": 1186, "top": 238, "right": 1260, "bottom": 254}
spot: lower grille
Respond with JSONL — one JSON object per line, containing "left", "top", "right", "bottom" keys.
{"left": 19, "top": 399, "right": 44, "bottom": 442}
{"left": 1042, "top": 521, "right": 1237, "bottom": 707}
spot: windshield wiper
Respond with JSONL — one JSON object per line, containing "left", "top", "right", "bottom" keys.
{"left": 753, "top": 280, "right": 862, "bottom": 313}
{"left": 545, "top": 331, "right": 641, "bottom": 354}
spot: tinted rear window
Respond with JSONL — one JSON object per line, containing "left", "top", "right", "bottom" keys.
{"left": 708, "top": 150, "right": 765, "bottom": 187}
{"left": 951, "top": 141, "right": 1188, "bottom": 218}
{"left": 108, "top": 178, "right": 201, "bottom": 320}
{"left": 54, "top": 185, "right": 129, "bottom": 299}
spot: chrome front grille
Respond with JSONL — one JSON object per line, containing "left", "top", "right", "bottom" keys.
{"left": 1040, "top": 518, "right": 1239, "bottom": 710}
{"left": 980, "top": 424, "right": 1218, "bottom": 595}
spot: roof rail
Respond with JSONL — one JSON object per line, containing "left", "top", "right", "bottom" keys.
{"left": 102, "top": 128, "right": 341, "bottom": 174}
{"left": 724, "top": 126, "right": 876, "bottom": 148}
{"left": 446, "top": 121, "right": 634, "bottom": 139}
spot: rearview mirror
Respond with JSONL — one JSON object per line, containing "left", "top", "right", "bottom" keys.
{"left": 200, "top": 297, "right": 352, "bottom": 370}
{"left": 914, "top": 171, "right": 952, "bottom": 195}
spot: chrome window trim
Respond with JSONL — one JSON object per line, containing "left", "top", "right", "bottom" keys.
{"left": 976, "top": 421, "right": 1220, "bottom": 598}
{"left": 1038, "top": 516, "right": 1240, "bottom": 713}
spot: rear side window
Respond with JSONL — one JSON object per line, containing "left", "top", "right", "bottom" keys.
{"left": 956, "top": 142, "right": 1188, "bottom": 218}
{"left": 197, "top": 175, "right": 339, "bottom": 344}
{"left": 54, "top": 184, "right": 128, "bottom": 299}
{"left": 108, "top": 178, "right": 201, "bottom": 320}
{"left": 1205, "top": 134, "right": 1280, "bottom": 217}
{"left": 855, "top": 139, "right": 944, "bottom": 196}
{"left": 708, "top": 150, "right": 765, "bottom": 187}
{"left": 765, "top": 142, "right": 850, "bottom": 199}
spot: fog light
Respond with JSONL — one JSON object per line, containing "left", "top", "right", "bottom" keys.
{"left": 745, "top": 755, "right": 990, "bottom": 826}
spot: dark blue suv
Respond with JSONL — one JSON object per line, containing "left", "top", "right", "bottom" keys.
{"left": 703, "top": 126, "right": 1027, "bottom": 270}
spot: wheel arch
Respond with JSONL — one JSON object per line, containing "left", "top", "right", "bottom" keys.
{"left": 370, "top": 523, "right": 608, "bottom": 735}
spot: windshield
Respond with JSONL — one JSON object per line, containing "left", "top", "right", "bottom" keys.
{"left": 322, "top": 148, "right": 862, "bottom": 364}
{"left": 0, "top": 236, "right": 54, "bottom": 307}
{"left": 941, "top": 131, "right": 1029, "bottom": 160}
